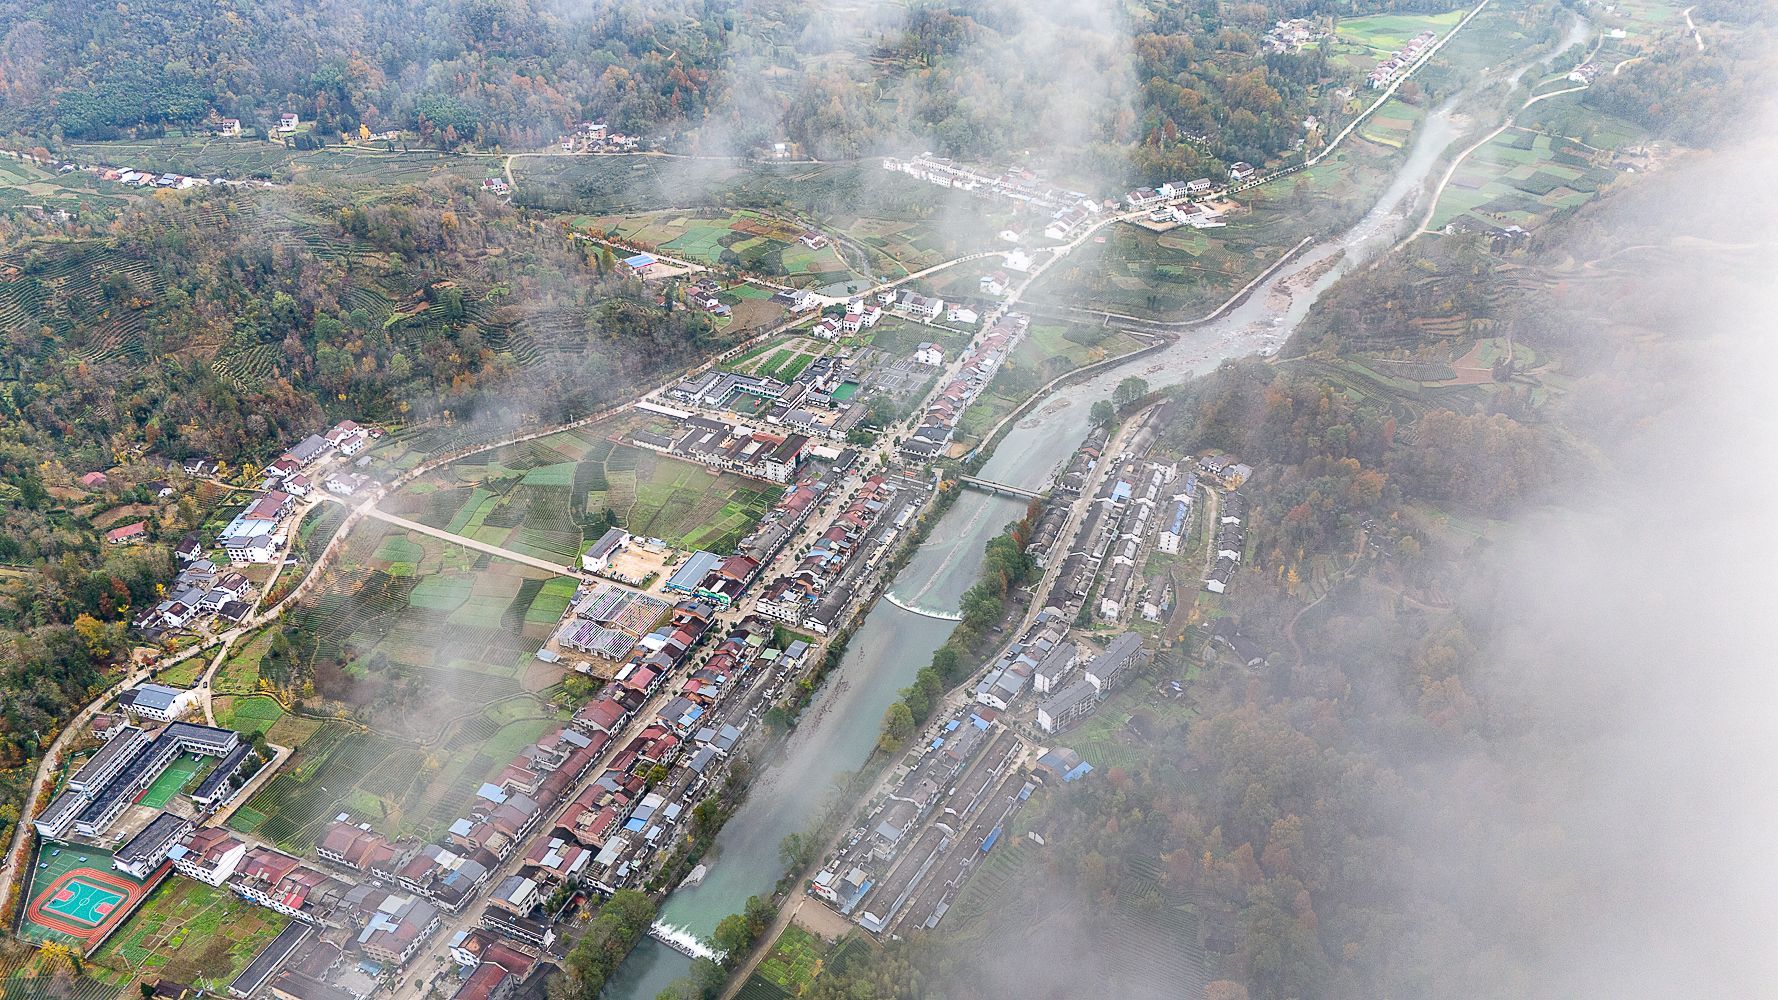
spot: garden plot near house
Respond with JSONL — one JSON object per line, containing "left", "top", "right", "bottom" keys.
{"left": 744, "top": 925, "right": 831, "bottom": 997}
{"left": 584, "top": 209, "right": 858, "bottom": 286}
{"left": 211, "top": 631, "right": 283, "bottom": 697}
{"left": 95, "top": 877, "right": 288, "bottom": 990}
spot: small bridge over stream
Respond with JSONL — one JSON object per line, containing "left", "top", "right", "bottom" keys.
{"left": 956, "top": 476, "right": 1046, "bottom": 501}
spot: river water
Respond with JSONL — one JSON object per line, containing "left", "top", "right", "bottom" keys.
{"left": 604, "top": 488, "right": 1026, "bottom": 996}
{"left": 606, "top": 82, "right": 1484, "bottom": 999}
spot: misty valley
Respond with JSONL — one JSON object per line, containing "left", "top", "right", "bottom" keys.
{"left": 0, "top": 0, "right": 1770, "bottom": 998}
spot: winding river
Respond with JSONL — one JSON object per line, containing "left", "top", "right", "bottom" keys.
{"left": 603, "top": 41, "right": 1582, "bottom": 991}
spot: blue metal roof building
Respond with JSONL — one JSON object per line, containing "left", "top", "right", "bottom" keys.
{"left": 665, "top": 550, "right": 722, "bottom": 593}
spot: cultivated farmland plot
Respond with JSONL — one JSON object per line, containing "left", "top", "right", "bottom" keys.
{"left": 406, "top": 424, "right": 778, "bottom": 555}
{"left": 1430, "top": 130, "right": 1622, "bottom": 232}
{"left": 586, "top": 208, "right": 860, "bottom": 287}
{"left": 1328, "top": 10, "right": 1466, "bottom": 72}
{"left": 97, "top": 878, "right": 288, "bottom": 989}
{"left": 1030, "top": 135, "right": 1397, "bottom": 319}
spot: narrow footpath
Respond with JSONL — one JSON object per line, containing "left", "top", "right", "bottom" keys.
{"left": 355, "top": 505, "right": 590, "bottom": 579}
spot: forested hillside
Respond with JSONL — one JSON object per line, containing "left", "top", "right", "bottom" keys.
{"left": 1, "top": 189, "right": 721, "bottom": 466}
{"left": 0, "top": 0, "right": 731, "bottom": 144}
{"left": 0, "top": 176, "right": 730, "bottom": 847}
{"left": 4, "top": 0, "right": 1497, "bottom": 177}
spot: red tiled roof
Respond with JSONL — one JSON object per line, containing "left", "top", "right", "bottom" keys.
{"left": 104, "top": 522, "right": 147, "bottom": 542}
{"left": 452, "top": 961, "right": 510, "bottom": 1000}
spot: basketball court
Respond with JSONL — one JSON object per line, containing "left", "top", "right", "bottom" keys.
{"left": 41, "top": 877, "right": 127, "bottom": 926}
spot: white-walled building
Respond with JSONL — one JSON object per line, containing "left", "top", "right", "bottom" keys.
{"left": 122, "top": 683, "right": 200, "bottom": 722}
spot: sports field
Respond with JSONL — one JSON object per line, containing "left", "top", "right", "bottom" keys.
{"left": 138, "top": 753, "right": 203, "bottom": 808}
{"left": 44, "top": 879, "right": 127, "bottom": 925}
{"left": 20, "top": 843, "right": 154, "bottom": 949}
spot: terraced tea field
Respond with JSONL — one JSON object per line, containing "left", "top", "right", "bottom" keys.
{"left": 61, "top": 138, "right": 483, "bottom": 187}
{"left": 0, "top": 241, "right": 159, "bottom": 367}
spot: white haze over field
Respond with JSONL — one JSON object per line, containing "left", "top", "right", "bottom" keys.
{"left": 1446, "top": 119, "right": 1778, "bottom": 996}
{"left": 668, "top": 0, "right": 1135, "bottom": 178}
{"left": 895, "top": 39, "right": 1778, "bottom": 1000}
